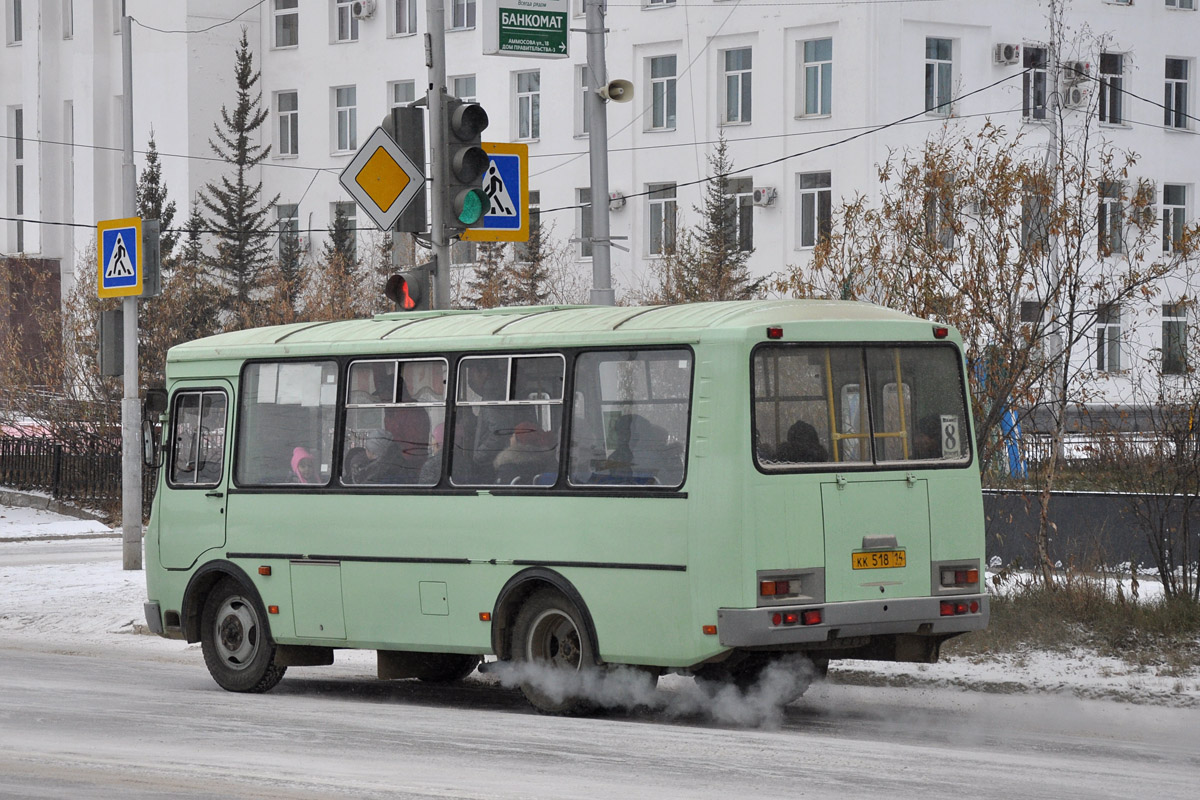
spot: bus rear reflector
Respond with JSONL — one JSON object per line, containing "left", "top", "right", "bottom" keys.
{"left": 801, "top": 610, "right": 822, "bottom": 626}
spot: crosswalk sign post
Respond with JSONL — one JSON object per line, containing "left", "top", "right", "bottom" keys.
{"left": 98, "top": 217, "right": 143, "bottom": 298}
{"left": 460, "top": 142, "right": 529, "bottom": 243}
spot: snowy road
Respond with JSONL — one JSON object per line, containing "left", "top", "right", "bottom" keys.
{"left": 1, "top": 521, "right": 1199, "bottom": 798}
{"left": 1, "top": 643, "right": 1197, "bottom": 799}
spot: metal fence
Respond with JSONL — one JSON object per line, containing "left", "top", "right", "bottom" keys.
{"left": 0, "top": 435, "right": 155, "bottom": 518}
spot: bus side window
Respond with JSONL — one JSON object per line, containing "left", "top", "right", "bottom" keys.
{"left": 236, "top": 361, "right": 338, "bottom": 486}
{"left": 568, "top": 349, "right": 691, "bottom": 488}
{"left": 169, "top": 390, "right": 226, "bottom": 487}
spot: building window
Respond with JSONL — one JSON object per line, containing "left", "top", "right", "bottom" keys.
{"left": 800, "top": 38, "right": 832, "bottom": 117}
{"left": 1165, "top": 58, "right": 1190, "bottom": 129}
{"left": 451, "top": 0, "right": 476, "bottom": 30}
{"left": 1098, "top": 53, "right": 1124, "bottom": 124}
{"left": 11, "top": 106, "right": 24, "bottom": 252}
{"left": 925, "top": 37, "right": 953, "bottom": 116}
{"left": 1098, "top": 180, "right": 1125, "bottom": 256}
{"left": 646, "top": 0, "right": 676, "bottom": 6}
{"left": 1163, "top": 303, "right": 1188, "bottom": 375}
{"left": 62, "top": 0, "right": 73, "bottom": 39}
{"left": 729, "top": 177, "right": 754, "bottom": 252}
{"left": 797, "top": 171, "right": 832, "bottom": 249}
{"left": 334, "top": 86, "right": 357, "bottom": 152}
{"left": 516, "top": 190, "right": 541, "bottom": 262}
{"left": 8, "top": 0, "right": 21, "bottom": 44}
{"left": 649, "top": 55, "right": 677, "bottom": 130}
{"left": 274, "top": 0, "right": 298, "bottom": 47}
{"left": 452, "top": 75, "right": 476, "bottom": 101}
{"left": 1096, "top": 303, "right": 1124, "bottom": 373}
{"left": 1021, "top": 184, "right": 1049, "bottom": 257}
{"left": 647, "top": 183, "right": 677, "bottom": 256}
{"left": 1166, "top": 0, "right": 1196, "bottom": 9}
{"left": 389, "top": 80, "right": 415, "bottom": 108}
{"left": 1162, "top": 184, "right": 1187, "bottom": 253}
{"left": 516, "top": 70, "right": 541, "bottom": 140}
{"left": 334, "top": 0, "right": 359, "bottom": 42}
{"left": 1024, "top": 46, "right": 1048, "bottom": 121}
{"left": 333, "top": 201, "right": 357, "bottom": 261}
{"left": 277, "top": 91, "right": 298, "bottom": 156}
{"left": 723, "top": 47, "right": 752, "bottom": 124}
{"left": 575, "top": 64, "right": 590, "bottom": 137}
{"left": 392, "top": 0, "right": 416, "bottom": 35}
{"left": 277, "top": 203, "right": 299, "bottom": 259}
{"left": 577, "top": 188, "right": 593, "bottom": 259}
{"left": 924, "top": 176, "right": 954, "bottom": 250}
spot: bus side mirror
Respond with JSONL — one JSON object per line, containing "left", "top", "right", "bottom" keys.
{"left": 142, "top": 418, "right": 162, "bottom": 469}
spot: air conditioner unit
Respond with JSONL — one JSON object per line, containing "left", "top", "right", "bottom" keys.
{"left": 1063, "top": 83, "right": 1091, "bottom": 109}
{"left": 1063, "top": 60, "right": 1090, "bottom": 82}
{"left": 352, "top": 0, "right": 377, "bottom": 20}
{"left": 993, "top": 43, "right": 1020, "bottom": 66}
{"left": 752, "top": 187, "right": 777, "bottom": 207}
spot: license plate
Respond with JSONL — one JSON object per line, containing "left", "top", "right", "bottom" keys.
{"left": 852, "top": 550, "right": 906, "bottom": 570}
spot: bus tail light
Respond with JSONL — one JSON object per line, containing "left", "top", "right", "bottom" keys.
{"left": 771, "top": 609, "right": 822, "bottom": 627}
{"left": 766, "top": 326, "right": 784, "bottom": 340}
{"left": 940, "top": 567, "right": 980, "bottom": 588}
{"left": 933, "top": 325, "right": 949, "bottom": 339}
{"left": 940, "top": 600, "right": 978, "bottom": 617}
{"left": 759, "top": 577, "right": 802, "bottom": 598}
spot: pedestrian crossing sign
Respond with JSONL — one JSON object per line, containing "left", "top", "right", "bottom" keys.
{"left": 461, "top": 142, "right": 529, "bottom": 243}
{"left": 97, "top": 217, "right": 143, "bottom": 298}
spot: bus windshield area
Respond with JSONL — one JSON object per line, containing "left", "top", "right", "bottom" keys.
{"left": 753, "top": 344, "right": 970, "bottom": 470}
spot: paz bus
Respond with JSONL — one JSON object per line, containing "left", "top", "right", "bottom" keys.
{"left": 142, "top": 300, "right": 988, "bottom": 714}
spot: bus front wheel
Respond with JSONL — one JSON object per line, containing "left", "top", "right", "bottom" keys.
{"left": 200, "top": 578, "right": 286, "bottom": 693}
{"left": 511, "top": 589, "right": 596, "bottom": 715}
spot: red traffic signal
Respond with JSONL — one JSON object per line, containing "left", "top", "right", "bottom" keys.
{"left": 384, "top": 264, "right": 431, "bottom": 311}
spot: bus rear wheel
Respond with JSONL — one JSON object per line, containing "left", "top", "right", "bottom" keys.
{"left": 511, "top": 589, "right": 596, "bottom": 715}
{"left": 200, "top": 578, "right": 286, "bottom": 693}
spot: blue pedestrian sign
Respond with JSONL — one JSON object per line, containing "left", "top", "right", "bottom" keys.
{"left": 461, "top": 143, "right": 529, "bottom": 243}
{"left": 97, "top": 217, "right": 143, "bottom": 298}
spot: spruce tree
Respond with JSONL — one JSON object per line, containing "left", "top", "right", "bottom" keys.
{"left": 200, "top": 29, "right": 278, "bottom": 311}
{"left": 507, "top": 216, "right": 551, "bottom": 306}
{"left": 466, "top": 243, "right": 508, "bottom": 308}
{"left": 135, "top": 131, "right": 178, "bottom": 260}
{"left": 691, "top": 134, "right": 761, "bottom": 301}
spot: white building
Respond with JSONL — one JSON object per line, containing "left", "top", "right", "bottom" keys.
{"left": 2, "top": 0, "right": 1196, "bottom": 410}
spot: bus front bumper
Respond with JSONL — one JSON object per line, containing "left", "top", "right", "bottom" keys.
{"left": 716, "top": 594, "right": 989, "bottom": 648}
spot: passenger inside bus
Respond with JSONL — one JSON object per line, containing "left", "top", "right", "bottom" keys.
{"left": 597, "top": 413, "right": 683, "bottom": 485}
{"left": 291, "top": 447, "right": 318, "bottom": 483}
{"left": 494, "top": 421, "right": 558, "bottom": 484}
{"left": 775, "top": 420, "right": 829, "bottom": 463}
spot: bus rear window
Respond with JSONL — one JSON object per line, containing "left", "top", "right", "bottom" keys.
{"left": 753, "top": 344, "right": 970, "bottom": 470}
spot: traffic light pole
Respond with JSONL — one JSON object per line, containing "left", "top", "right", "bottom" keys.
{"left": 426, "top": 0, "right": 451, "bottom": 310}
{"left": 585, "top": 0, "right": 615, "bottom": 306}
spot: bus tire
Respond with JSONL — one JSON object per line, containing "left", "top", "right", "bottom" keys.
{"left": 200, "top": 577, "right": 286, "bottom": 693}
{"left": 511, "top": 589, "right": 596, "bottom": 716}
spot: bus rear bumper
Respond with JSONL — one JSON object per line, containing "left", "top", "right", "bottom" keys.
{"left": 716, "top": 594, "right": 989, "bottom": 648}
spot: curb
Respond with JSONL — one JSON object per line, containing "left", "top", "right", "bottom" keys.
{"left": 0, "top": 488, "right": 108, "bottom": 523}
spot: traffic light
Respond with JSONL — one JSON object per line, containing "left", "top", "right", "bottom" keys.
{"left": 443, "top": 96, "right": 490, "bottom": 231}
{"left": 384, "top": 261, "right": 433, "bottom": 311}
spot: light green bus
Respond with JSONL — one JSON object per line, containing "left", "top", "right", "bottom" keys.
{"left": 143, "top": 300, "right": 988, "bottom": 713}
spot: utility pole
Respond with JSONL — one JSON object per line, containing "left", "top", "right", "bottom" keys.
{"left": 426, "top": 0, "right": 451, "bottom": 309}
{"left": 584, "top": 0, "right": 615, "bottom": 306}
{"left": 120, "top": 6, "right": 142, "bottom": 570}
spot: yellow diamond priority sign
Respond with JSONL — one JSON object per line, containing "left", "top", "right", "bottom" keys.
{"left": 339, "top": 127, "right": 425, "bottom": 231}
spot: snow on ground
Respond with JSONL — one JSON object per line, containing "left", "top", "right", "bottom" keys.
{"left": 2, "top": 502, "right": 1198, "bottom": 708}
{"left": 0, "top": 503, "right": 115, "bottom": 541}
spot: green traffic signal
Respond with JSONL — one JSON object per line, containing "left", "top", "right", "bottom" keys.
{"left": 443, "top": 96, "right": 490, "bottom": 233}
{"left": 456, "top": 188, "right": 489, "bottom": 226}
